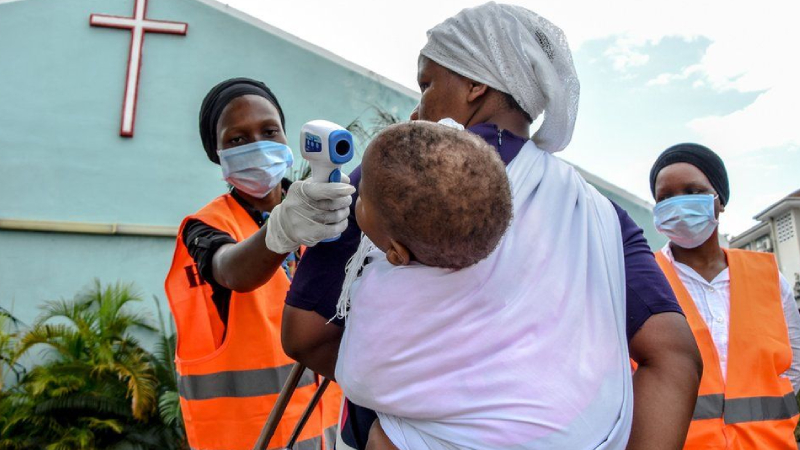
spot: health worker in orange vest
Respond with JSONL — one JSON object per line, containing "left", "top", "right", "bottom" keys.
{"left": 165, "top": 78, "right": 348, "bottom": 450}
{"left": 650, "top": 143, "right": 800, "bottom": 449}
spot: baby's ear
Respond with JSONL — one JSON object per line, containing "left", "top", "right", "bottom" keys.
{"left": 386, "top": 239, "right": 411, "bottom": 266}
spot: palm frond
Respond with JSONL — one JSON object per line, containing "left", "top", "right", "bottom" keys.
{"left": 84, "top": 417, "right": 124, "bottom": 434}
{"left": 158, "top": 390, "right": 182, "bottom": 427}
{"left": 15, "top": 324, "right": 84, "bottom": 363}
{"left": 0, "top": 307, "right": 25, "bottom": 329}
{"left": 33, "top": 394, "right": 131, "bottom": 418}
{"left": 152, "top": 296, "right": 177, "bottom": 376}
{"left": 36, "top": 297, "right": 93, "bottom": 333}
{"left": 23, "top": 363, "right": 88, "bottom": 397}
{"left": 112, "top": 351, "right": 159, "bottom": 420}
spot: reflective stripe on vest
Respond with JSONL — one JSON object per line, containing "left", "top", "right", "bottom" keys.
{"left": 178, "top": 364, "right": 316, "bottom": 400}
{"left": 190, "top": 435, "right": 322, "bottom": 450}
{"left": 694, "top": 393, "right": 799, "bottom": 423}
{"left": 295, "top": 436, "right": 322, "bottom": 450}
{"left": 322, "top": 424, "right": 337, "bottom": 450}
{"left": 693, "top": 394, "right": 725, "bottom": 420}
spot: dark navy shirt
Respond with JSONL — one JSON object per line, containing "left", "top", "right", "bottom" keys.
{"left": 285, "top": 123, "right": 682, "bottom": 449}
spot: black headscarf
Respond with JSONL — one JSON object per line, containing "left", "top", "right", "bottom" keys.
{"left": 199, "top": 77, "right": 286, "bottom": 164}
{"left": 650, "top": 143, "right": 730, "bottom": 206}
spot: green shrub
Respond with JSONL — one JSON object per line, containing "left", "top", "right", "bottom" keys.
{"left": 0, "top": 281, "right": 186, "bottom": 450}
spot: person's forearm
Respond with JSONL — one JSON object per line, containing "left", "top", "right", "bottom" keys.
{"left": 282, "top": 305, "right": 343, "bottom": 379}
{"left": 212, "top": 226, "right": 287, "bottom": 292}
{"left": 627, "top": 359, "right": 699, "bottom": 450}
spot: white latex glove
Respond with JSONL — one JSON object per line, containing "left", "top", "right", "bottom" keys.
{"left": 265, "top": 176, "right": 355, "bottom": 254}
{"left": 437, "top": 117, "right": 465, "bottom": 130}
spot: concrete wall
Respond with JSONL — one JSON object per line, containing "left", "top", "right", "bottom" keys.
{"left": 594, "top": 186, "right": 666, "bottom": 250}
{"left": 0, "top": 230, "right": 174, "bottom": 327}
{"left": 778, "top": 210, "right": 800, "bottom": 283}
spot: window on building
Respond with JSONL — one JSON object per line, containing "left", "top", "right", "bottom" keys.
{"left": 794, "top": 274, "right": 800, "bottom": 302}
{"left": 777, "top": 213, "right": 795, "bottom": 243}
{"left": 755, "top": 235, "right": 774, "bottom": 253}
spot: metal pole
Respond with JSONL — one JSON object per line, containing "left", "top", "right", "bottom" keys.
{"left": 285, "top": 378, "right": 332, "bottom": 448}
{"left": 252, "top": 363, "right": 307, "bottom": 450}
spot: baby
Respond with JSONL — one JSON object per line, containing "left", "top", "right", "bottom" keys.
{"left": 335, "top": 121, "right": 514, "bottom": 449}
{"left": 353, "top": 120, "right": 512, "bottom": 271}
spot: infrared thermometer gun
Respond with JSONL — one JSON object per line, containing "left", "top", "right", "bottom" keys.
{"left": 300, "top": 120, "right": 355, "bottom": 183}
{"left": 300, "top": 120, "right": 355, "bottom": 241}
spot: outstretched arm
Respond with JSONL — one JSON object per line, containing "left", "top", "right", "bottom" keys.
{"left": 211, "top": 226, "right": 286, "bottom": 292}
{"left": 211, "top": 179, "right": 354, "bottom": 292}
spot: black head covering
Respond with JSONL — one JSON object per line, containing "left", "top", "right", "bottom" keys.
{"left": 199, "top": 77, "right": 286, "bottom": 164}
{"left": 650, "top": 143, "right": 730, "bottom": 206}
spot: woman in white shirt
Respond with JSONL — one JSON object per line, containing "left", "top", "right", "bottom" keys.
{"left": 650, "top": 143, "right": 800, "bottom": 449}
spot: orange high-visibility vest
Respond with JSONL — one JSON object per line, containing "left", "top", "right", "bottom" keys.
{"left": 655, "top": 249, "right": 798, "bottom": 449}
{"left": 165, "top": 193, "right": 341, "bottom": 450}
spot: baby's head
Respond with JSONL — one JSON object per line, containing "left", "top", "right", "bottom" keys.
{"left": 356, "top": 121, "right": 512, "bottom": 270}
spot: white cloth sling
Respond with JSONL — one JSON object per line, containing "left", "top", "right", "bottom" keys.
{"left": 336, "top": 141, "right": 633, "bottom": 449}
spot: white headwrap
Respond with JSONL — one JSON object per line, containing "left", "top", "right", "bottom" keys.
{"left": 420, "top": 2, "right": 580, "bottom": 153}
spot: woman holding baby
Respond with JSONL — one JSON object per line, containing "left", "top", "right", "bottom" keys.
{"left": 282, "top": 3, "right": 703, "bottom": 449}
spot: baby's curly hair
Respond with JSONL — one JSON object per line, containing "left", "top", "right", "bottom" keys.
{"left": 363, "top": 121, "right": 513, "bottom": 270}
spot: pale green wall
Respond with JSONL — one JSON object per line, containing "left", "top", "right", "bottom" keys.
{"left": 0, "top": 231, "right": 174, "bottom": 327}
{"left": 595, "top": 188, "right": 666, "bottom": 249}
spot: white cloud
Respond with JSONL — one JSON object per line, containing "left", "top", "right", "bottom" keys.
{"left": 604, "top": 38, "right": 650, "bottom": 72}
{"left": 646, "top": 65, "right": 702, "bottom": 86}
{"left": 689, "top": 85, "right": 800, "bottom": 155}
{"left": 646, "top": 73, "right": 674, "bottom": 86}
{"left": 678, "top": 6, "right": 800, "bottom": 158}
{"left": 545, "top": 0, "right": 800, "bottom": 161}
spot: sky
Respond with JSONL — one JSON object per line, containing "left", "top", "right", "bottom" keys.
{"left": 223, "top": 0, "right": 800, "bottom": 237}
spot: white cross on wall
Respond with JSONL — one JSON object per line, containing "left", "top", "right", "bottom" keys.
{"left": 90, "top": 0, "right": 187, "bottom": 137}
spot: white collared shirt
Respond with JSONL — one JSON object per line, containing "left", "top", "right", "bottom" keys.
{"left": 661, "top": 246, "right": 800, "bottom": 392}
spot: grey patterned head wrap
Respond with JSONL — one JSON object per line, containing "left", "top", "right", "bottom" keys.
{"left": 421, "top": 2, "right": 580, "bottom": 153}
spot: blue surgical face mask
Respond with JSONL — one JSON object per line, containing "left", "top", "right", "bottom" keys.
{"left": 653, "top": 194, "right": 719, "bottom": 249}
{"left": 217, "top": 140, "right": 294, "bottom": 198}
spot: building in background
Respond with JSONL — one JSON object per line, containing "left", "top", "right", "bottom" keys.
{"left": 730, "top": 189, "right": 800, "bottom": 303}
{"left": 0, "top": 0, "right": 665, "bottom": 328}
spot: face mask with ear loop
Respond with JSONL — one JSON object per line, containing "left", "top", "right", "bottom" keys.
{"left": 653, "top": 194, "right": 719, "bottom": 249}
{"left": 218, "top": 140, "right": 294, "bottom": 198}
